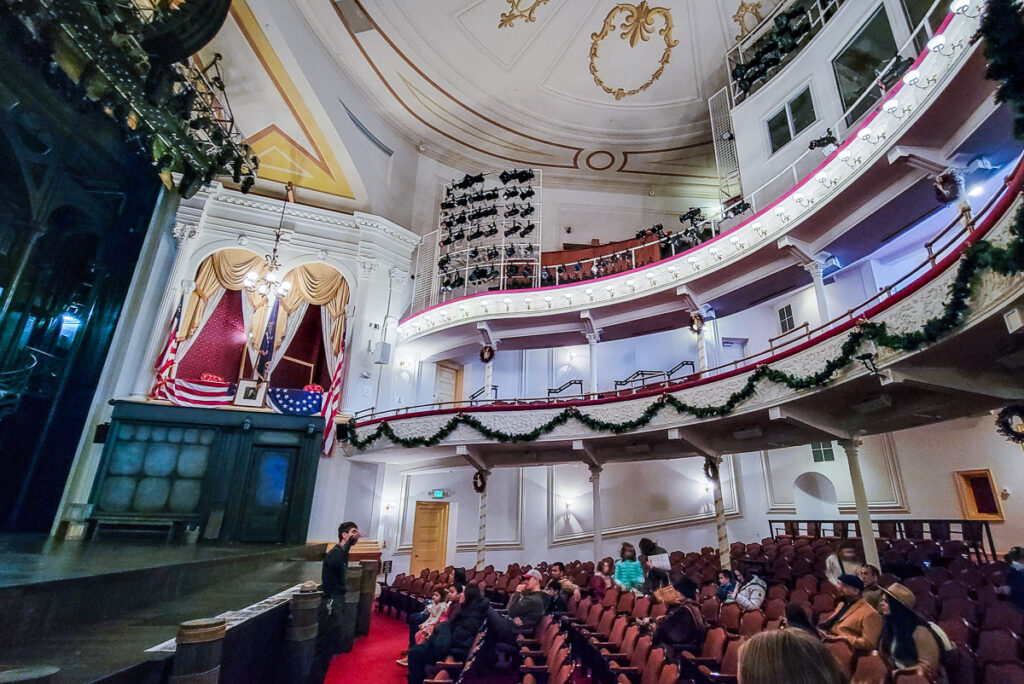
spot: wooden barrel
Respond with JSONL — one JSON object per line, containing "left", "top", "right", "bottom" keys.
{"left": 0, "top": 666, "right": 60, "bottom": 683}
{"left": 355, "top": 560, "right": 378, "bottom": 637}
{"left": 169, "top": 617, "right": 226, "bottom": 684}
{"left": 338, "top": 564, "right": 362, "bottom": 653}
{"left": 280, "top": 589, "right": 321, "bottom": 682}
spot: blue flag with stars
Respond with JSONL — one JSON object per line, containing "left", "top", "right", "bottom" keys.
{"left": 267, "top": 387, "right": 323, "bottom": 416}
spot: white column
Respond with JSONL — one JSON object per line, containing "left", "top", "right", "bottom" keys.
{"left": 839, "top": 438, "right": 880, "bottom": 568}
{"left": 586, "top": 332, "right": 600, "bottom": 396}
{"left": 805, "top": 261, "right": 832, "bottom": 326}
{"left": 590, "top": 464, "right": 603, "bottom": 560}
{"left": 483, "top": 358, "right": 494, "bottom": 401}
{"left": 706, "top": 455, "right": 731, "bottom": 570}
{"left": 692, "top": 312, "right": 709, "bottom": 373}
{"left": 476, "top": 470, "right": 489, "bottom": 570}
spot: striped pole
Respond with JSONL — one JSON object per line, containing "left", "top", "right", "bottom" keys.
{"left": 590, "top": 465, "right": 603, "bottom": 561}
{"left": 475, "top": 471, "right": 489, "bottom": 570}
{"left": 707, "top": 455, "right": 731, "bottom": 571}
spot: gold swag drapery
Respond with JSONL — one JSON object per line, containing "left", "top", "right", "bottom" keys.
{"left": 180, "top": 249, "right": 349, "bottom": 356}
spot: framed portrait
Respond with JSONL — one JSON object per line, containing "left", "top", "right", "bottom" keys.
{"left": 233, "top": 380, "right": 267, "bottom": 408}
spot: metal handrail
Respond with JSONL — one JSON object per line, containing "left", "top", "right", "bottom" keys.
{"left": 667, "top": 360, "right": 697, "bottom": 379}
{"left": 468, "top": 385, "right": 498, "bottom": 401}
{"left": 548, "top": 379, "right": 583, "bottom": 396}
{"left": 355, "top": 164, "right": 1015, "bottom": 425}
{"left": 769, "top": 321, "right": 810, "bottom": 349}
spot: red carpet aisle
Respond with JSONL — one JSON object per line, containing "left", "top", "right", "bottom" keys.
{"left": 324, "top": 613, "right": 408, "bottom": 683}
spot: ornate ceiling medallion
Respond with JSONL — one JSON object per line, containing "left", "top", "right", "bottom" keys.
{"left": 499, "top": 0, "right": 552, "bottom": 29}
{"left": 589, "top": 2, "right": 678, "bottom": 100}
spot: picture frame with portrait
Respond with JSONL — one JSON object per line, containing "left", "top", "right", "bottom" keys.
{"left": 233, "top": 380, "right": 267, "bottom": 408}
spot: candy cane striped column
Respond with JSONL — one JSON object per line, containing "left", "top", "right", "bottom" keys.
{"left": 707, "top": 455, "right": 730, "bottom": 570}
{"left": 475, "top": 472, "right": 488, "bottom": 570}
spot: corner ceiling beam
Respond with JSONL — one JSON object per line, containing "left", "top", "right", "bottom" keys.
{"left": 768, "top": 405, "right": 853, "bottom": 440}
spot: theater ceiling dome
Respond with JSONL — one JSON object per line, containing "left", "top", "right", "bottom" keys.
{"left": 312, "top": 0, "right": 749, "bottom": 194}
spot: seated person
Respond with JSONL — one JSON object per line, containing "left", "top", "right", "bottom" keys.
{"left": 825, "top": 540, "right": 864, "bottom": 589}
{"left": 716, "top": 570, "right": 736, "bottom": 602}
{"left": 589, "top": 558, "right": 615, "bottom": 602}
{"left": 614, "top": 542, "right": 645, "bottom": 593}
{"left": 545, "top": 562, "right": 581, "bottom": 613}
{"left": 996, "top": 546, "right": 1024, "bottom": 610}
{"left": 407, "top": 583, "right": 490, "bottom": 684}
{"left": 858, "top": 564, "right": 881, "bottom": 612}
{"left": 819, "top": 573, "right": 882, "bottom": 652}
{"left": 739, "top": 628, "right": 848, "bottom": 684}
{"left": 651, "top": 577, "right": 706, "bottom": 662}
{"left": 486, "top": 569, "right": 547, "bottom": 646}
{"left": 728, "top": 568, "right": 766, "bottom": 610}
{"left": 782, "top": 603, "right": 818, "bottom": 636}
{"left": 398, "top": 586, "right": 455, "bottom": 667}
{"left": 880, "top": 583, "right": 951, "bottom": 683}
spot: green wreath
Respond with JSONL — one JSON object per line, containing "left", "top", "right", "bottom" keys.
{"left": 480, "top": 345, "right": 495, "bottom": 364}
{"left": 996, "top": 405, "right": 1024, "bottom": 445}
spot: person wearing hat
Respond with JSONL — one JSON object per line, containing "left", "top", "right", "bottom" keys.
{"left": 651, "top": 576, "right": 707, "bottom": 663}
{"left": 819, "top": 573, "right": 882, "bottom": 652}
{"left": 486, "top": 568, "right": 546, "bottom": 646}
{"left": 880, "top": 583, "right": 950, "bottom": 683}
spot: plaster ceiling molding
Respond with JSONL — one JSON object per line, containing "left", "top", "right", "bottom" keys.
{"left": 197, "top": 1, "right": 366, "bottom": 209}
{"left": 394, "top": 465, "right": 525, "bottom": 554}
{"left": 547, "top": 455, "right": 741, "bottom": 546}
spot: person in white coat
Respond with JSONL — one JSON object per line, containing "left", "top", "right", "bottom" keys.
{"left": 728, "top": 568, "right": 766, "bottom": 610}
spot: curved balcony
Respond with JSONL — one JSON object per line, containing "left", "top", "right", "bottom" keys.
{"left": 398, "top": 8, "right": 980, "bottom": 344}
{"left": 350, "top": 156, "right": 1024, "bottom": 462}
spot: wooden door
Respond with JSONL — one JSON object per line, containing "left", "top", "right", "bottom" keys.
{"left": 434, "top": 361, "right": 462, "bottom": 405}
{"left": 238, "top": 447, "right": 297, "bottom": 543}
{"left": 410, "top": 501, "right": 449, "bottom": 576}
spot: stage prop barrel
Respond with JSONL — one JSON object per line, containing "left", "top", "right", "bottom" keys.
{"left": 281, "top": 588, "right": 321, "bottom": 682}
{"left": 355, "top": 560, "right": 378, "bottom": 637}
{"left": 169, "top": 617, "right": 226, "bottom": 684}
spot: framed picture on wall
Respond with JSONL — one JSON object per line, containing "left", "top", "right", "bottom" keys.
{"left": 233, "top": 380, "right": 267, "bottom": 408}
{"left": 953, "top": 469, "right": 1004, "bottom": 521}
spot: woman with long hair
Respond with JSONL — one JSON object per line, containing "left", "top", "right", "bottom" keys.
{"left": 879, "top": 584, "right": 949, "bottom": 682}
{"left": 738, "top": 629, "right": 849, "bottom": 684}
{"left": 614, "top": 542, "right": 644, "bottom": 592}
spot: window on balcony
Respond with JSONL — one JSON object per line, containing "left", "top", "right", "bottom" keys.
{"left": 766, "top": 86, "right": 817, "bottom": 154}
{"left": 778, "top": 304, "right": 795, "bottom": 333}
{"left": 811, "top": 442, "right": 836, "bottom": 462}
{"left": 832, "top": 5, "right": 897, "bottom": 125}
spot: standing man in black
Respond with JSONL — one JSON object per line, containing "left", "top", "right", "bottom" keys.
{"left": 309, "top": 521, "right": 360, "bottom": 683}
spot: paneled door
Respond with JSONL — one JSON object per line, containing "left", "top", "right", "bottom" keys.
{"left": 409, "top": 501, "right": 449, "bottom": 576}
{"left": 434, "top": 361, "right": 462, "bottom": 405}
{"left": 238, "top": 447, "right": 297, "bottom": 543}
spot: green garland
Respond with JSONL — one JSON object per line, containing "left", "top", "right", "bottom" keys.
{"left": 347, "top": 3, "right": 1024, "bottom": 451}
{"left": 348, "top": 202, "right": 1024, "bottom": 449}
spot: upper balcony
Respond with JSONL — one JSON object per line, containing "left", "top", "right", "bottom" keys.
{"left": 396, "top": 6, "right": 1000, "bottom": 357}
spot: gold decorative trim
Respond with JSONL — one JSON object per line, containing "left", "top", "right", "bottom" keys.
{"left": 589, "top": 2, "right": 677, "bottom": 101}
{"left": 732, "top": 1, "right": 764, "bottom": 41}
{"left": 585, "top": 150, "right": 616, "bottom": 171}
{"left": 499, "top": 0, "right": 552, "bottom": 29}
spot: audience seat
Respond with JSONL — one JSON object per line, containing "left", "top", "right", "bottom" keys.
{"left": 825, "top": 638, "right": 854, "bottom": 678}
{"left": 977, "top": 629, "right": 1024, "bottom": 667}
{"left": 850, "top": 651, "right": 891, "bottom": 684}
{"left": 983, "top": 602, "right": 1024, "bottom": 634}
{"left": 719, "top": 602, "right": 741, "bottom": 633}
{"left": 983, "top": 662, "right": 1024, "bottom": 684}
{"left": 739, "top": 609, "right": 765, "bottom": 637}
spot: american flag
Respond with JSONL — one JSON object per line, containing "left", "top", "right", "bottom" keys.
{"left": 255, "top": 298, "right": 279, "bottom": 383}
{"left": 267, "top": 387, "right": 323, "bottom": 416}
{"left": 321, "top": 338, "right": 346, "bottom": 456}
{"left": 156, "top": 379, "right": 236, "bottom": 407}
{"left": 150, "top": 294, "right": 182, "bottom": 399}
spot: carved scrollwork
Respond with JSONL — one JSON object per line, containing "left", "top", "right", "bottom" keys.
{"left": 499, "top": 0, "right": 551, "bottom": 29}
{"left": 589, "top": 2, "right": 678, "bottom": 101}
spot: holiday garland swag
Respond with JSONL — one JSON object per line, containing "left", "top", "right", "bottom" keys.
{"left": 345, "top": 1, "right": 1024, "bottom": 451}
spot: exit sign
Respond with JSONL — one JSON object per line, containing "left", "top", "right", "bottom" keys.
{"left": 431, "top": 489, "right": 447, "bottom": 499}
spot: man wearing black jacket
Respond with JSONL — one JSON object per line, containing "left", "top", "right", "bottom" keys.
{"left": 309, "top": 521, "right": 360, "bottom": 683}
{"left": 408, "top": 583, "right": 490, "bottom": 684}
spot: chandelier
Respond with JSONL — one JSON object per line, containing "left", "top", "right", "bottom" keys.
{"left": 243, "top": 182, "right": 294, "bottom": 299}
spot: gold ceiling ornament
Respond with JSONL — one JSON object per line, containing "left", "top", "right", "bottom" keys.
{"left": 732, "top": 1, "right": 765, "bottom": 41}
{"left": 589, "top": 2, "right": 678, "bottom": 101}
{"left": 499, "top": 0, "right": 552, "bottom": 29}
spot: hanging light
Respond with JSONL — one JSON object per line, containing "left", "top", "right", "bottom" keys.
{"left": 244, "top": 182, "right": 294, "bottom": 299}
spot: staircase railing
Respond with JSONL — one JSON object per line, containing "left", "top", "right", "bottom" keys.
{"left": 468, "top": 385, "right": 498, "bottom": 401}
{"left": 547, "top": 379, "right": 583, "bottom": 396}
{"left": 666, "top": 360, "right": 696, "bottom": 380}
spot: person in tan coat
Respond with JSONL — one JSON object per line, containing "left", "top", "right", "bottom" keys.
{"left": 819, "top": 573, "right": 883, "bottom": 652}
{"left": 880, "top": 583, "right": 950, "bottom": 683}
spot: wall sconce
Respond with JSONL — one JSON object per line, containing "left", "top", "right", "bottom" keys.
{"left": 793, "top": 192, "right": 813, "bottom": 208}
{"left": 481, "top": 300, "right": 490, "bottom": 312}
{"left": 838, "top": 150, "right": 861, "bottom": 168}
{"left": 688, "top": 256, "right": 701, "bottom": 272}
{"left": 626, "top": 278, "right": 636, "bottom": 292}
{"left": 585, "top": 288, "right": 594, "bottom": 301}
{"left": 646, "top": 271, "right": 658, "bottom": 285}
{"left": 423, "top": 313, "right": 433, "bottom": 324}
{"left": 729, "top": 234, "right": 746, "bottom": 250}
{"left": 703, "top": 478, "right": 713, "bottom": 495}
{"left": 774, "top": 206, "right": 791, "bottom": 222}
{"left": 565, "top": 293, "right": 574, "bottom": 304}
{"left": 458, "top": 303, "right": 468, "bottom": 317}
{"left": 902, "top": 69, "right": 935, "bottom": 89}
{"left": 858, "top": 127, "right": 886, "bottom": 145}
{"left": 524, "top": 296, "right": 533, "bottom": 310}
{"left": 667, "top": 264, "right": 678, "bottom": 277}
{"left": 927, "top": 33, "right": 962, "bottom": 57}
{"left": 950, "top": 0, "right": 979, "bottom": 18}
{"left": 543, "top": 296, "right": 553, "bottom": 308}
{"left": 752, "top": 222, "right": 768, "bottom": 238}
{"left": 883, "top": 97, "right": 912, "bottom": 120}
{"left": 816, "top": 171, "right": 838, "bottom": 188}
{"left": 709, "top": 247, "right": 723, "bottom": 261}
{"left": 242, "top": 417, "right": 252, "bottom": 432}
{"left": 605, "top": 284, "right": 616, "bottom": 298}
{"left": 503, "top": 297, "right": 512, "bottom": 311}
